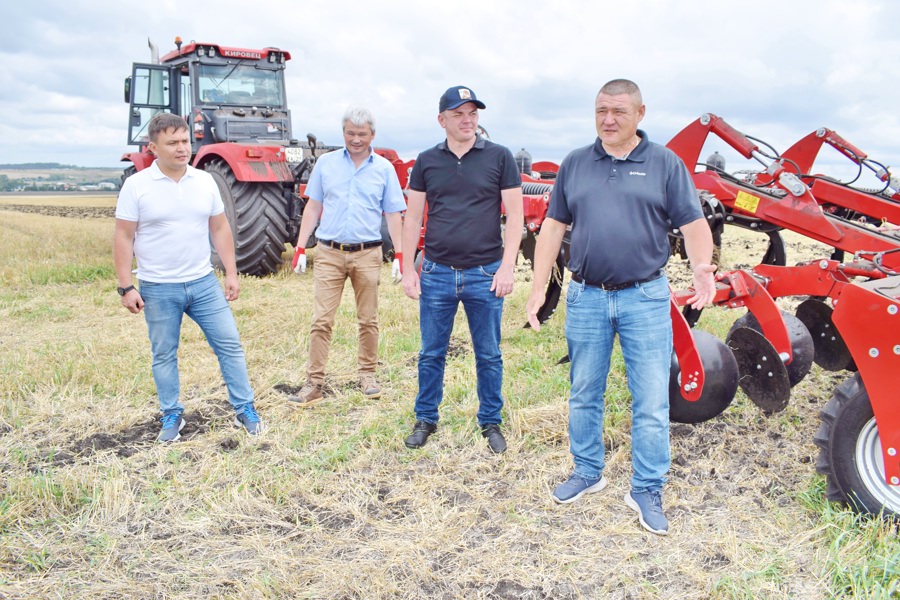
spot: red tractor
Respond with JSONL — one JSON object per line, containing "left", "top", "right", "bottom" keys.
{"left": 121, "top": 37, "right": 334, "bottom": 276}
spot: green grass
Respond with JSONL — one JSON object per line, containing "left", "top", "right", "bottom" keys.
{"left": 0, "top": 207, "right": 898, "bottom": 598}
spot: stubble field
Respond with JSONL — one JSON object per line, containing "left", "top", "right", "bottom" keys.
{"left": 0, "top": 195, "right": 897, "bottom": 599}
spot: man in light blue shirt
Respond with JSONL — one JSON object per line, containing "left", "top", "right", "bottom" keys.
{"left": 288, "top": 106, "right": 406, "bottom": 406}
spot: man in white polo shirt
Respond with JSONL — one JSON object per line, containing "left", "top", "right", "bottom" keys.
{"left": 114, "top": 113, "right": 264, "bottom": 442}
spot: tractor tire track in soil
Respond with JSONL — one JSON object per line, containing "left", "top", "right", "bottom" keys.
{"left": 0, "top": 204, "right": 115, "bottom": 219}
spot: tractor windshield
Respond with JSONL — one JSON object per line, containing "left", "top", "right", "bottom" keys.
{"left": 197, "top": 63, "right": 285, "bottom": 107}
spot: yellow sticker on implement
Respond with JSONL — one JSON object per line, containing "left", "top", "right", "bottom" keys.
{"left": 734, "top": 191, "right": 761, "bottom": 213}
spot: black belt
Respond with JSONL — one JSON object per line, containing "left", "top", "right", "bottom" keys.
{"left": 318, "top": 239, "right": 383, "bottom": 252}
{"left": 571, "top": 269, "right": 664, "bottom": 291}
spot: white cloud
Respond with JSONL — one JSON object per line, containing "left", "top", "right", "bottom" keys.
{"left": 1, "top": 0, "right": 898, "bottom": 179}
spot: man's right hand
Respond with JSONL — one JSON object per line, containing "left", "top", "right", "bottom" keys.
{"left": 121, "top": 289, "right": 144, "bottom": 314}
{"left": 292, "top": 250, "right": 307, "bottom": 274}
{"left": 525, "top": 288, "right": 546, "bottom": 331}
{"left": 402, "top": 270, "right": 421, "bottom": 300}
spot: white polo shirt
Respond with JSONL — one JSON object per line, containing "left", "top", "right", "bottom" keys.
{"left": 116, "top": 161, "right": 225, "bottom": 283}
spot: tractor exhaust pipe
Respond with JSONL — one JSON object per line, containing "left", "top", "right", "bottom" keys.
{"left": 148, "top": 38, "right": 159, "bottom": 64}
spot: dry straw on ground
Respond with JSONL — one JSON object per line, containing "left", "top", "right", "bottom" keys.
{"left": 0, "top": 202, "right": 897, "bottom": 599}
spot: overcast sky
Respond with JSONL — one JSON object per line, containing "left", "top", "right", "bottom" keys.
{"left": 3, "top": 0, "right": 899, "bottom": 185}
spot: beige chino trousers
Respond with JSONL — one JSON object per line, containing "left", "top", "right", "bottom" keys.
{"left": 306, "top": 243, "right": 382, "bottom": 384}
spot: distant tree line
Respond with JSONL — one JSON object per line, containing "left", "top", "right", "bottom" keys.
{"left": 0, "top": 162, "right": 80, "bottom": 169}
{"left": 0, "top": 174, "right": 120, "bottom": 192}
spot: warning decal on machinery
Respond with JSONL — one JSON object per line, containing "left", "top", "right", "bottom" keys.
{"left": 734, "top": 191, "right": 761, "bottom": 214}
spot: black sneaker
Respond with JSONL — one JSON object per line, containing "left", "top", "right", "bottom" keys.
{"left": 481, "top": 423, "right": 506, "bottom": 454}
{"left": 404, "top": 421, "right": 436, "bottom": 449}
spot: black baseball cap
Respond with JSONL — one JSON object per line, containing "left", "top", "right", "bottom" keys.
{"left": 439, "top": 86, "right": 486, "bottom": 112}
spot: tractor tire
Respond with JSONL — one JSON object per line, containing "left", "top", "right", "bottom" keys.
{"left": 205, "top": 159, "right": 289, "bottom": 277}
{"left": 814, "top": 372, "right": 900, "bottom": 517}
{"left": 380, "top": 214, "right": 394, "bottom": 262}
{"left": 120, "top": 165, "right": 136, "bottom": 188}
{"left": 520, "top": 231, "right": 567, "bottom": 327}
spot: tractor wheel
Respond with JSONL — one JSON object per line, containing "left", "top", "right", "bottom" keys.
{"left": 380, "top": 215, "right": 394, "bottom": 262}
{"left": 205, "top": 159, "right": 289, "bottom": 277}
{"left": 814, "top": 373, "right": 900, "bottom": 517}
{"left": 759, "top": 230, "right": 787, "bottom": 266}
{"left": 120, "top": 165, "right": 136, "bottom": 188}
{"left": 521, "top": 231, "right": 567, "bottom": 327}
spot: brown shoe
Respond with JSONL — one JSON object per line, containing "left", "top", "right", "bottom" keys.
{"left": 287, "top": 381, "right": 323, "bottom": 407}
{"left": 359, "top": 375, "right": 381, "bottom": 399}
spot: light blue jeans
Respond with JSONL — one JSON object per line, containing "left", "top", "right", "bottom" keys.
{"left": 139, "top": 272, "right": 254, "bottom": 416}
{"left": 564, "top": 275, "right": 672, "bottom": 492}
{"left": 414, "top": 258, "right": 504, "bottom": 426}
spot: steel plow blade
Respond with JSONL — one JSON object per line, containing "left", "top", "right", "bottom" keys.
{"left": 726, "top": 327, "right": 791, "bottom": 413}
{"left": 669, "top": 330, "right": 739, "bottom": 424}
{"left": 795, "top": 298, "right": 854, "bottom": 371}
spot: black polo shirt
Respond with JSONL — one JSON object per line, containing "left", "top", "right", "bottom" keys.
{"left": 409, "top": 138, "right": 521, "bottom": 268}
{"left": 547, "top": 131, "right": 703, "bottom": 286}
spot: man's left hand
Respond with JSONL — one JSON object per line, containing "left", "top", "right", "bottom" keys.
{"left": 224, "top": 273, "right": 240, "bottom": 301}
{"left": 687, "top": 263, "right": 717, "bottom": 309}
{"left": 490, "top": 264, "right": 515, "bottom": 298}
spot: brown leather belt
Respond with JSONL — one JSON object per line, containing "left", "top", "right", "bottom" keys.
{"left": 571, "top": 269, "right": 664, "bottom": 291}
{"left": 318, "top": 239, "right": 383, "bottom": 252}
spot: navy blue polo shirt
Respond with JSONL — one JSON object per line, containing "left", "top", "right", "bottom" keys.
{"left": 409, "top": 138, "right": 521, "bottom": 268}
{"left": 547, "top": 131, "right": 703, "bottom": 286}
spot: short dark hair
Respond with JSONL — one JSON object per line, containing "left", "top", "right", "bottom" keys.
{"left": 148, "top": 113, "right": 189, "bottom": 142}
{"left": 598, "top": 79, "right": 643, "bottom": 106}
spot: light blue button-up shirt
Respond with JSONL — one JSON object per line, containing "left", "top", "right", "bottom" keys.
{"left": 306, "top": 147, "right": 407, "bottom": 243}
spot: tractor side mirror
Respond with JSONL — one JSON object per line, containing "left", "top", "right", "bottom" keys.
{"left": 124, "top": 77, "right": 131, "bottom": 103}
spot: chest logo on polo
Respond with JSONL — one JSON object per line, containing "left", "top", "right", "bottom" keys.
{"left": 629, "top": 171, "right": 647, "bottom": 176}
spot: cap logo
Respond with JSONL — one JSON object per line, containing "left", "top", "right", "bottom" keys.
{"left": 458, "top": 88, "right": 472, "bottom": 100}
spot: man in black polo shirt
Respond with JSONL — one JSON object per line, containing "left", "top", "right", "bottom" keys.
{"left": 526, "top": 79, "right": 716, "bottom": 535}
{"left": 400, "top": 85, "right": 524, "bottom": 454}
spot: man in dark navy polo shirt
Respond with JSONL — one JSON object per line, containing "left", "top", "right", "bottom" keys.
{"left": 400, "top": 85, "right": 524, "bottom": 454}
{"left": 526, "top": 79, "right": 716, "bottom": 535}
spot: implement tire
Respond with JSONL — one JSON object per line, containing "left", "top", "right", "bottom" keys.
{"left": 814, "top": 373, "right": 900, "bottom": 518}
{"left": 205, "top": 159, "right": 288, "bottom": 276}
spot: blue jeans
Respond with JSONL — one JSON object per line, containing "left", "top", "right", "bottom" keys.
{"left": 565, "top": 275, "right": 672, "bottom": 492}
{"left": 414, "top": 258, "right": 504, "bottom": 426}
{"left": 140, "top": 272, "right": 254, "bottom": 415}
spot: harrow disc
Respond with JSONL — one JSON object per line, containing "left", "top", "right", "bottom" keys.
{"left": 795, "top": 298, "right": 853, "bottom": 371}
{"left": 669, "top": 330, "right": 739, "bottom": 424}
{"left": 726, "top": 327, "right": 791, "bottom": 414}
{"left": 727, "top": 310, "right": 814, "bottom": 387}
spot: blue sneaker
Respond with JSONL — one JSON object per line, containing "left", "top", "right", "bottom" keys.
{"left": 234, "top": 405, "right": 265, "bottom": 436}
{"left": 552, "top": 474, "right": 608, "bottom": 504}
{"left": 625, "top": 490, "right": 669, "bottom": 535}
{"left": 158, "top": 412, "right": 185, "bottom": 443}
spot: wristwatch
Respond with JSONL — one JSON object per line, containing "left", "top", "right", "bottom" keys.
{"left": 117, "top": 285, "right": 135, "bottom": 296}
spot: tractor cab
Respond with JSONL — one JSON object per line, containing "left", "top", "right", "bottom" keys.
{"left": 124, "top": 38, "right": 293, "bottom": 156}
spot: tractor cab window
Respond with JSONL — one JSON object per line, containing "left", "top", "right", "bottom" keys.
{"left": 197, "top": 63, "right": 284, "bottom": 107}
{"left": 128, "top": 64, "right": 176, "bottom": 145}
